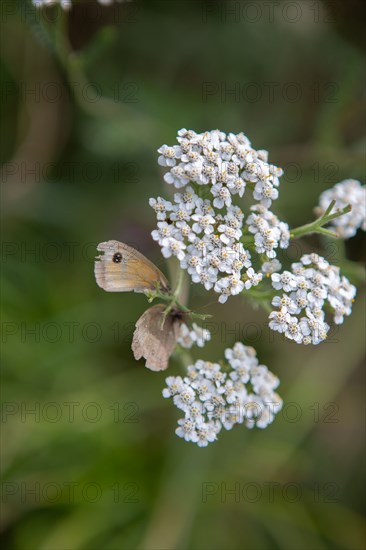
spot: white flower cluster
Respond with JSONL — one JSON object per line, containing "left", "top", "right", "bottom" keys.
{"left": 269, "top": 253, "right": 356, "bottom": 345}
{"left": 247, "top": 205, "right": 290, "bottom": 259}
{"left": 32, "top": 0, "right": 72, "bottom": 8}
{"left": 177, "top": 323, "right": 211, "bottom": 349}
{"left": 32, "top": 0, "right": 125, "bottom": 9}
{"left": 317, "top": 179, "right": 366, "bottom": 239}
{"left": 151, "top": 129, "right": 290, "bottom": 303}
{"left": 162, "top": 343, "right": 282, "bottom": 446}
{"left": 261, "top": 259, "right": 282, "bottom": 275}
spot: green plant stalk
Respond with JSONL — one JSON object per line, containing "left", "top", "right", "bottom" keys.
{"left": 42, "top": 6, "right": 133, "bottom": 119}
{"left": 146, "top": 265, "right": 210, "bottom": 328}
{"left": 173, "top": 267, "right": 185, "bottom": 301}
{"left": 290, "top": 201, "right": 352, "bottom": 238}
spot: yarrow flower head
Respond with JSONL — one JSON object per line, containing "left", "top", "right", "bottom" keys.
{"left": 269, "top": 253, "right": 356, "bottom": 345}
{"left": 95, "top": 125, "right": 363, "bottom": 451}
{"left": 32, "top": 0, "right": 127, "bottom": 8}
{"left": 151, "top": 129, "right": 290, "bottom": 303}
{"left": 32, "top": 0, "right": 72, "bottom": 7}
{"left": 177, "top": 323, "right": 211, "bottom": 349}
{"left": 316, "top": 179, "right": 366, "bottom": 239}
{"left": 162, "top": 343, "right": 283, "bottom": 446}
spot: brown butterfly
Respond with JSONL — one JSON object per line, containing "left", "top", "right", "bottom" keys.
{"left": 131, "top": 304, "right": 186, "bottom": 371}
{"left": 95, "top": 240, "right": 170, "bottom": 294}
{"left": 95, "top": 241, "right": 182, "bottom": 371}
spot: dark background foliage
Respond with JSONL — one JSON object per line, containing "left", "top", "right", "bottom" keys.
{"left": 1, "top": 1, "right": 365, "bottom": 548}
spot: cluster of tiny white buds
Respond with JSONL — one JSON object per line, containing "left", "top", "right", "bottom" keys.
{"left": 316, "top": 179, "right": 366, "bottom": 239}
{"left": 269, "top": 253, "right": 356, "bottom": 344}
{"left": 32, "top": 0, "right": 72, "bottom": 8}
{"left": 162, "top": 343, "right": 282, "bottom": 446}
{"left": 247, "top": 205, "right": 290, "bottom": 259}
{"left": 157, "top": 129, "right": 283, "bottom": 206}
{"left": 149, "top": 190, "right": 261, "bottom": 303}
{"left": 32, "top": 0, "right": 127, "bottom": 8}
{"left": 177, "top": 323, "right": 211, "bottom": 349}
{"left": 261, "top": 259, "right": 282, "bottom": 275}
{"left": 151, "top": 129, "right": 291, "bottom": 303}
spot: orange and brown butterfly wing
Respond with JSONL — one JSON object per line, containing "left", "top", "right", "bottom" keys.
{"left": 95, "top": 240, "right": 170, "bottom": 294}
{"left": 131, "top": 305, "right": 182, "bottom": 371}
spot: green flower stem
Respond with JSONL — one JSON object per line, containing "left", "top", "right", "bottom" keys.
{"left": 160, "top": 268, "right": 189, "bottom": 326}
{"left": 174, "top": 267, "right": 185, "bottom": 300}
{"left": 172, "top": 346, "right": 194, "bottom": 369}
{"left": 241, "top": 235, "right": 255, "bottom": 246}
{"left": 41, "top": 6, "right": 133, "bottom": 119}
{"left": 290, "top": 201, "right": 352, "bottom": 238}
{"left": 243, "top": 288, "right": 276, "bottom": 300}
{"left": 240, "top": 283, "right": 277, "bottom": 316}
{"left": 258, "top": 301, "right": 273, "bottom": 314}
{"left": 146, "top": 270, "right": 210, "bottom": 328}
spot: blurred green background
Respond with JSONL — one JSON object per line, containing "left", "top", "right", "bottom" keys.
{"left": 1, "top": 1, "right": 365, "bottom": 549}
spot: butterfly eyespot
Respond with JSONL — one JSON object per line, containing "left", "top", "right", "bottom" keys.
{"left": 112, "top": 252, "right": 123, "bottom": 263}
